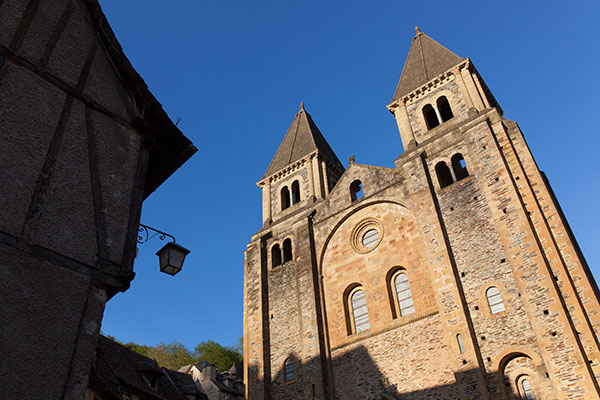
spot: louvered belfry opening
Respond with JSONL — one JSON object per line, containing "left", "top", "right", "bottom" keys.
{"left": 283, "top": 239, "right": 293, "bottom": 263}
{"left": 423, "top": 104, "right": 440, "bottom": 130}
{"left": 451, "top": 153, "right": 468, "bottom": 181}
{"left": 435, "top": 162, "right": 453, "bottom": 188}
{"left": 437, "top": 96, "right": 454, "bottom": 122}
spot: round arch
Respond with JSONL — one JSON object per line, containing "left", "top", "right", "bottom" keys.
{"left": 317, "top": 200, "right": 411, "bottom": 275}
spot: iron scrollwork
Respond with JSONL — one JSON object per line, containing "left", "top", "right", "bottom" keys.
{"left": 137, "top": 223, "right": 176, "bottom": 244}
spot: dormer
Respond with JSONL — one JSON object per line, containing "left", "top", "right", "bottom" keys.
{"left": 387, "top": 27, "right": 501, "bottom": 150}
{"left": 257, "top": 103, "right": 344, "bottom": 225}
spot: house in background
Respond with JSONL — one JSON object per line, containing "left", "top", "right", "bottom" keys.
{"left": 179, "top": 361, "right": 244, "bottom": 400}
{"left": 0, "top": 1, "right": 195, "bottom": 398}
{"left": 87, "top": 335, "right": 207, "bottom": 400}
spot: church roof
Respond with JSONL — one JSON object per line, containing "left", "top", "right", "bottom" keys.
{"left": 263, "top": 103, "right": 343, "bottom": 178}
{"left": 392, "top": 27, "right": 465, "bottom": 100}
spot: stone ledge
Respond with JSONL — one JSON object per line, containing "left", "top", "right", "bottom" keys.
{"left": 331, "top": 311, "right": 440, "bottom": 351}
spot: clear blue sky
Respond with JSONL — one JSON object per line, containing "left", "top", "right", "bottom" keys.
{"left": 99, "top": 0, "right": 600, "bottom": 351}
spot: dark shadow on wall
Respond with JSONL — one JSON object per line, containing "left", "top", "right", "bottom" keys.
{"left": 249, "top": 344, "right": 544, "bottom": 399}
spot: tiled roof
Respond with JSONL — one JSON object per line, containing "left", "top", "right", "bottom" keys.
{"left": 392, "top": 27, "right": 464, "bottom": 100}
{"left": 82, "top": 0, "right": 197, "bottom": 199}
{"left": 89, "top": 335, "right": 207, "bottom": 399}
{"left": 263, "top": 103, "right": 343, "bottom": 179}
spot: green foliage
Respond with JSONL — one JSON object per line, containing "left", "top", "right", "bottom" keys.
{"left": 193, "top": 339, "right": 243, "bottom": 371}
{"left": 147, "top": 341, "right": 194, "bottom": 370}
{"left": 123, "top": 342, "right": 150, "bottom": 357}
{"left": 102, "top": 333, "right": 244, "bottom": 372}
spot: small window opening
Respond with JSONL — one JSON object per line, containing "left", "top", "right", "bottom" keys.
{"left": 350, "top": 180, "right": 363, "bottom": 202}
{"left": 423, "top": 104, "right": 440, "bottom": 130}
{"left": 394, "top": 273, "right": 415, "bottom": 316}
{"left": 520, "top": 378, "right": 535, "bottom": 400}
{"left": 284, "top": 358, "right": 294, "bottom": 381}
{"left": 456, "top": 334, "right": 465, "bottom": 354}
{"left": 437, "top": 96, "right": 454, "bottom": 122}
{"left": 486, "top": 286, "right": 506, "bottom": 314}
{"left": 271, "top": 244, "right": 282, "bottom": 267}
{"left": 291, "top": 180, "right": 301, "bottom": 205}
{"left": 351, "top": 289, "right": 370, "bottom": 333}
{"left": 283, "top": 238, "right": 293, "bottom": 263}
{"left": 435, "top": 162, "right": 454, "bottom": 188}
{"left": 362, "top": 229, "right": 379, "bottom": 248}
{"left": 451, "top": 153, "right": 469, "bottom": 181}
{"left": 281, "top": 186, "right": 290, "bottom": 210}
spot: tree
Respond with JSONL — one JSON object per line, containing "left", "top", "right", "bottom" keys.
{"left": 146, "top": 341, "right": 194, "bottom": 370}
{"left": 123, "top": 342, "right": 150, "bottom": 357}
{"left": 193, "top": 340, "right": 243, "bottom": 371}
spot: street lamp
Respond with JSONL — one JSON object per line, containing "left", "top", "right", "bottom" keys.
{"left": 138, "top": 224, "right": 190, "bottom": 276}
{"left": 156, "top": 242, "right": 190, "bottom": 276}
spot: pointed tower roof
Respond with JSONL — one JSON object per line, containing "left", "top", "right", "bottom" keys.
{"left": 263, "top": 103, "right": 343, "bottom": 178}
{"left": 392, "top": 27, "right": 465, "bottom": 100}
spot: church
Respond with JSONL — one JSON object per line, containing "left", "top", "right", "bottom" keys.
{"left": 243, "top": 28, "right": 600, "bottom": 399}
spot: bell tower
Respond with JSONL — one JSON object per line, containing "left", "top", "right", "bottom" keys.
{"left": 387, "top": 27, "right": 500, "bottom": 150}
{"left": 257, "top": 103, "right": 344, "bottom": 226}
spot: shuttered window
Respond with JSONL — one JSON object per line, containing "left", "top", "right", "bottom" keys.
{"left": 351, "top": 289, "right": 370, "bottom": 333}
{"left": 486, "top": 286, "right": 505, "bottom": 314}
{"left": 394, "top": 273, "right": 415, "bottom": 316}
{"left": 362, "top": 229, "right": 379, "bottom": 248}
{"left": 456, "top": 334, "right": 465, "bottom": 354}
{"left": 521, "top": 378, "right": 535, "bottom": 400}
{"left": 284, "top": 358, "right": 294, "bottom": 381}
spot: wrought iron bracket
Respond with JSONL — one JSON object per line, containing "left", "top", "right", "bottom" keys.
{"left": 137, "top": 223, "right": 176, "bottom": 244}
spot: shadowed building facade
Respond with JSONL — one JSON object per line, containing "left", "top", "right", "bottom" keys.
{"left": 0, "top": 1, "right": 195, "bottom": 398}
{"left": 243, "top": 28, "right": 600, "bottom": 399}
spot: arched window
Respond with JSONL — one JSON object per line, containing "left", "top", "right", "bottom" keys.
{"left": 284, "top": 358, "right": 294, "bottom": 381}
{"left": 486, "top": 286, "right": 506, "bottom": 314}
{"left": 350, "top": 180, "right": 363, "bottom": 202}
{"left": 423, "top": 104, "right": 440, "bottom": 130}
{"left": 394, "top": 273, "right": 415, "bottom": 316}
{"left": 451, "top": 153, "right": 469, "bottom": 181}
{"left": 456, "top": 334, "right": 465, "bottom": 354}
{"left": 520, "top": 377, "right": 535, "bottom": 400}
{"left": 435, "top": 161, "right": 453, "bottom": 188}
{"left": 437, "top": 96, "right": 454, "bottom": 122}
{"left": 271, "top": 244, "right": 282, "bottom": 267}
{"left": 291, "top": 180, "right": 301, "bottom": 205}
{"left": 351, "top": 289, "right": 370, "bottom": 333}
{"left": 281, "top": 186, "right": 290, "bottom": 210}
{"left": 283, "top": 238, "right": 293, "bottom": 263}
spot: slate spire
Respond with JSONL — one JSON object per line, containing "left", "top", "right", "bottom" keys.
{"left": 392, "top": 28, "right": 465, "bottom": 100}
{"left": 263, "top": 103, "right": 342, "bottom": 178}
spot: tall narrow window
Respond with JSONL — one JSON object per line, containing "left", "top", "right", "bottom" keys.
{"left": 350, "top": 180, "right": 363, "bottom": 202}
{"left": 284, "top": 358, "right": 294, "bottom": 381}
{"left": 281, "top": 186, "right": 290, "bottom": 210}
{"left": 520, "top": 378, "right": 535, "bottom": 400}
{"left": 451, "top": 153, "right": 469, "bottom": 181}
{"left": 283, "top": 238, "right": 293, "bottom": 263}
{"left": 351, "top": 289, "right": 370, "bottom": 333}
{"left": 437, "top": 96, "right": 454, "bottom": 122}
{"left": 435, "top": 161, "right": 454, "bottom": 188}
{"left": 423, "top": 104, "right": 440, "bottom": 130}
{"left": 291, "top": 180, "right": 301, "bottom": 205}
{"left": 456, "top": 334, "right": 465, "bottom": 354}
{"left": 394, "top": 273, "right": 415, "bottom": 316}
{"left": 271, "top": 244, "right": 282, "bottom": 267}
{"left": 486, "top": 286, "right": 506, "bottom": 314}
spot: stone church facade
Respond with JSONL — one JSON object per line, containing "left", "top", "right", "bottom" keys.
{"left": 243, "top": 29, "right": 600, "bottom": 399}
